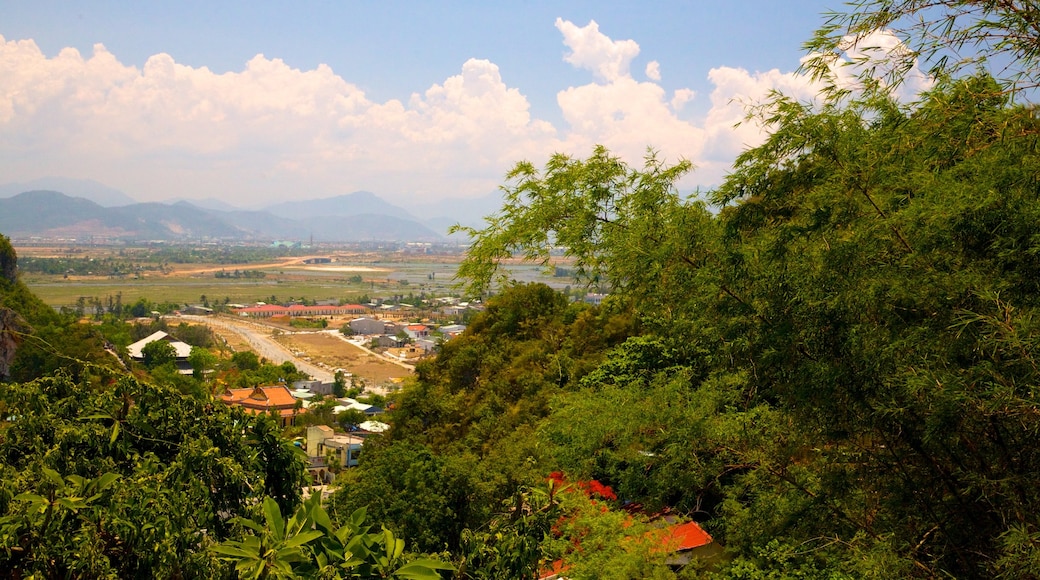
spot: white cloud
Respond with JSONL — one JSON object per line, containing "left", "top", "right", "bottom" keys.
{"left": 554, "top": 18, "right": 639, "bottom": 82}
{"left": 670, "top": 88, "right": 695, "bottom": 111}
{"left": 0, "top": 23, "right": 843, "bottom": 205}
{"left": 700, "top": 66, "right": 818, "bottom": 163}
{"left": 645, "top": 61, "right": 661, "bottom": 81}
{"left": 551, "top": 20, "right": 823, "bottom": 189}
{"left": 0, "top": 34, "right": 561, "bottom": 204}
{"left": 811, "top": 29, "right": 933, "bottom": 101}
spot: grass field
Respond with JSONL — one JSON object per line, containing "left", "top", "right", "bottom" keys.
{"left": 18, "top": 253, "right": 569, "bottom": 309}
{"left": 20, "top": 275, "right": 373, "bottom": 308}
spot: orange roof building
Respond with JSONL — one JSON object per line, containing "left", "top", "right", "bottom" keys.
{"left": 220, "top": 385, "right": 303, "bottom": 427}
{"left": 659, "top": 520, "right": 723, "bottom": 566}
{"left": 232, "top": 304, "right": 367, "bottom": 318}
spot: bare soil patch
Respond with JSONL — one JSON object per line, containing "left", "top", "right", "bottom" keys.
{"left": 273, "top": 332, "right": 411, "bottom": 387}
{"left": 209, "top": 326, "right": 252, "bottom": 353}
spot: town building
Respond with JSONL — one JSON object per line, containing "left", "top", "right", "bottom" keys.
{"left": 219, "top": 385, "right": 303, "bottom": 427}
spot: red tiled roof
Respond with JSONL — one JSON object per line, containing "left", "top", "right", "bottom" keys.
{"left": 538, "top": 559, "right": 570, "bottom": 580}
{"left": 664, "top": 521, "right": 713, "bottom": 551}
{"left": 539, "top": 521, "right": 713, "bottom": 579}
{"left": 233, "top": 304, "right": 368, "bottom": 316}
{"left": 221, "top": 385, "right": 299, "bottom": 411}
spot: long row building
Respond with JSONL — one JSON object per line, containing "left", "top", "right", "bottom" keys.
{"left": 232, "top": 304, "right": 368, "bottom": 317}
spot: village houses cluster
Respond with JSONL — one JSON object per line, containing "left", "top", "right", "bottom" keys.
{"left": 126, "top": 294, "right": 479, "bottom": 485}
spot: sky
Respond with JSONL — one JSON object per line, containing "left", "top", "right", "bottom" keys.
{"left": 0, "top": 1, "right": 862, "bottom": 208}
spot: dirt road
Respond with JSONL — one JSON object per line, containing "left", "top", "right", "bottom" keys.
{"left": 179, "top": 314, "right": 334, "bottom": 382}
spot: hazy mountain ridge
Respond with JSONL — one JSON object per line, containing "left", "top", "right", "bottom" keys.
{"left": 0, "top": 190, "right": 443, "bottom": 242}
{"left": 0, "top": 177, "right": 502, "bottom": 240}
{"left": 263, "top": 191, "right": 416, "bottom": 221}
{"left": 0, "top": 178, "right": 137, "bottom": 207}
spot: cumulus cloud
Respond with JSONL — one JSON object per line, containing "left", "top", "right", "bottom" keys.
{"left": 0, "top": 22, "right": 847, "bottom": 205}
{"left": 700, "top": 66, "right": 818, "bottom": 162}
{"left": 0, "top": 34, "right": 560, "bottom": 203}
{"left": 670, "top": 88, "right": 695, "bottom": 111}
{"left": 645, "top": 61, "right": 661, "bottom": 81}
{"left": 811, "top": 29, "right": 933, "bottom": 101}
{"left": 550, "top": 19, "right": 823, "bottom": 189}
{"left": 555, "top": 18, "right": 639, "bottom": 82}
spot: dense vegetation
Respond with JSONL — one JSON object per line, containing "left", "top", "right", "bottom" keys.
{"left": 0, "top": 235, "right": 451, "bottom": 578}
{"left": 373, "top": 6, "right": 1040, "bottom": 574}
{"left": 436, "top": 73, "right": 1040, "bottom": 577}
{"left": 4, "top": 2, "right": 1040, "bottom": 578}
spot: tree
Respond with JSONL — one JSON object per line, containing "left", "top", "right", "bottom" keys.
{"left": 187, "top": 346, "right": 217, "bottom": 380}
{"left": 140, "top": 339, "right": 176, "bottom": 370}
{"left": 129, "top": 297, "right": 151, "bottom": 318}
{"left": 452, "top": 71, "right": 1040, "bottom": 574}
{"left": 804, "top": 0, "right": 1040, "bottom": 99}
{"left": 232, "top": 350, "right": 261, "bottom": 371}
{"left": 213, "top": 494, "right": 453, "bottom": 579}
{"left": 328, "top": 441, "right": 477, "bottom": 553}
{"left": 0, "top": 234, "right": 17, "bottom": 284}
{"left": 336, "top": 408, "right": 367, "bottom": 432}
{"left": 453, "top": 146, "right": 698, "bottom": 309}
{"left": 0, "top": 374, "right": 308, "bottom": 577}
{"left": 333, "top": 370, "right": 348, "bottom": 397}
{"left": 0, "top": 307, "right": 27, "bottom": 380}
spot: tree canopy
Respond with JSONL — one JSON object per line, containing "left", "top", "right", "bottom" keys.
{"left": 804, "top": 0, "right": 1040, "bottom": 99}
{"left": 445, "top": 70, "right": 1040, "bottom": 577}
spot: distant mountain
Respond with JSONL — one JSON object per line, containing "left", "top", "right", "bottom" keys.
{"left": 263, "top": 191, "right": 416, "bottom": 221}
{"left": 0, "top": 191, "right": 244, "bottom": 240}
{"left": 297, "top": 213, "right": 442, "bottom": 242}
{"left": 167, "top": 197, "right": 242, "bottom": 212}
{"left": 0, "top": 190, "right": 444, "bottom": 243}
{"left": 0, "top": 178, "right": 137, "bottom": 207}
{"left": 202, "top": 208, "right": 442, "bottom": 242}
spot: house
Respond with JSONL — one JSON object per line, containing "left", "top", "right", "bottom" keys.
{"left": 403, "top": 324, "right": 429, "bottom": 340}
{"left": 332, "top": 398, "right": 384, "bottom": 416}
{"left": 537, "top": 519, "right": 721, "bottom": 579}
{"left": 233, "top": 304, "right": 368, "bottom": 318}
{"left": 441, "top": 305, "right": 468, "bottom": 317}
{"left": 386, "top": 345, "right": 424, "bottom": 362}
{"left": 438, "top": 324, "right": 467, "bottom": 337}
{"left": 415, "top": 338, "right": 437, "bottom": 353}
{"left": 538, "top": 473, "right": 723, "bottom": 579}
{"left": 305, "top": 425, "right": 365, "bottom": 483}
{"left": 182, "top": 305, "right": 213, "bottom": 315}
{"left": 292, "top": 379, "right": 333, "bottom": 395}
{"left": 349, "top": 317, "right": 389, "bottom": 336}
{"left": 373, "top": 335, "right": 406, "bottom": 348}
{"left": 220, "top": 385, "right": 303, "bottom": 427}
{"left": 127, "top": 331, "right": 193, "bottom": 374}
{"left": 358, "top": 420, "right": 390, "bottom": 434}
{"left": 661, "top": 520, "right": 725, "bottom": 567}
{"left": 583, "top": 293, "right": 608, "bottom": 306}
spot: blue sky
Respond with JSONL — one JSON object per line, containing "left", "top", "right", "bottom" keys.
{"left": 0, "top": 1, "right": 854, "bottom": 206}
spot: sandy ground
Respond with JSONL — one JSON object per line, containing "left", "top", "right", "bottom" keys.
{"left": 208, "top": 325, "right": 252, "bottom": 352}
{"left": 272, "top": 331, "right": 412, "bottom": 388}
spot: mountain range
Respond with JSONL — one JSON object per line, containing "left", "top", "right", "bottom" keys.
{"left": 0, "top": 179, "right": 504, "bottom": 243}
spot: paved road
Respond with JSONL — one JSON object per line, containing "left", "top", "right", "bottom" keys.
{"left": 179, "top": 314, "right": 334, "bottom": 383}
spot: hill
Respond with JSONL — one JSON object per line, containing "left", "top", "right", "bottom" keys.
{"left": 0, "top": 191, "right": 444, "bottom": 242}
{"left": 263, "top": 190, "right": 416, "bottom": 221}
{"left": 0, "top": 177, "right": 137, "bottom": 207}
